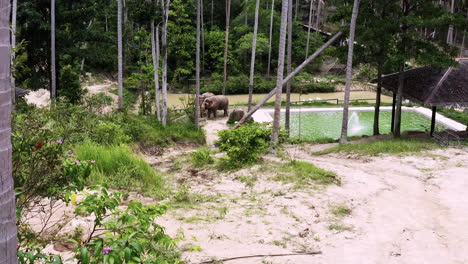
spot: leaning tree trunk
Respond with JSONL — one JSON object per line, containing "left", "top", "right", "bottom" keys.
{"left": 271, "top": 0, "right": 289, "bottom": 151}
{"left": 51, "top": 0, "right": 57, "bottom": 100}
{"left": 161, "top": 0, "right": 170, "bottom": 126}
{"left": 305, "top": 0, "right": 315, "bottom": 59}
{"left": 266, "top": 0, "right": 275, "bottom": 77}
{"left": 117, "top": 0, "right": 123, "bottom": 109}
{"left": 151, "top": 22, "right": 161, "bottom": 121}
{"left": 0, "top": 0, "right": 18, "bottom": 262}
{"left": 222, "top": 0, "right": 231, "bottom": 95}
{"left": 285, "top": 0, "right": 293, "bottom": 133}
{"left": 195, "top": 0, "right": 201, "bottom": 128}
{"left": 339, "top": 0, "right": 360, "bottom": 144}
{"left": 10, "top": 0, "right": 17, "bottom": 104}
{"left": 248, "top": 0, "right": 260, "bottom": 111}
{"left": 447, "top": 0, "right": 455, "bottom": 45}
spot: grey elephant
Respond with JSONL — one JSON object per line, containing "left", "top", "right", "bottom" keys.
{"left": 202, "top": 95, "right": 229, "bottom": 119}
{"left": 199, "top": 92, "right": 215, "bottom": 118}
{"left": 227, "top": 109, "right": 245, "bottom": 123}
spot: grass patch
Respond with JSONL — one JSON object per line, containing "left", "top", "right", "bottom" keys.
{"left": 331, "top": 204, "right": 352, "bottom": 217}
{"left": 314, "top": 137, "right": 439, "bottom": 156}
{"left": 437, "top": 107, "right": 468, "bottom": 125}
{"left": 75, "top": 142, "right": 167, "bottom": 197}
{"left": 237, "top": 175, "right": 258, "bottom": 187}
{"left": 273, "top": 160, "right": 340, "bottom": 187}
{"left": 328, "top": 223, "right": 353, "bottom": 232}
{"left": 190, "top": 148, "right": 214, "bottom": 168}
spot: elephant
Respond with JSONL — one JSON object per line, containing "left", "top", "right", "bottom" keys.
{"left": 202, "top": 95, "right": 229, "bottom": 119}
{"left": 227, "top": 109, "right": 245, "bottom": 124}
{"left": 199, "top": 92, "right": 215, "bottom": 118}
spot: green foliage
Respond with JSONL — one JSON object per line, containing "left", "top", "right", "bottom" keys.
{"left": 91, "top": 121, "right": 131, "bottom": 145}
{"left": 74, "top": 143, "right": 167, "bottom": 197}
{"left": 292, "top": 81, "right": 336, "bottom": 93}
{"left": 58, "top": 65, "right": 85, "bottom": 104}
{"left": 273, "top": 160, "right": 340, "bottom": 187}
{"left": 190, "top": 148, "right": 214, "bottom": 168}
{"left": 216, "top": 123, "right": 274, "bottom": 168}
{"left": 438, "top": 108, "right": 468, "bottom": 126}
{"left": 331, "top": 204, "right": 352, "bottom": 217}
{"left": 83, "top": 93, "right": 114, "bottom": 114}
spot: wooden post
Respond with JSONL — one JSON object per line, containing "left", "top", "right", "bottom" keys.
{"left": 391, "top": 92, "right": 396, "bottom": 133}
{"left": 430, "top": 106, "right": 437, "bottom": 137}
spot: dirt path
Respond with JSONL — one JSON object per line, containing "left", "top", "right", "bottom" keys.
{"left": 202, "top": 117, "right": 229, "bottom": 147}
{"left": 157, "top": 145, "right": 468, "bottom": 264}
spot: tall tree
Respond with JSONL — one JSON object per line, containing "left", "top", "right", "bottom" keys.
{"left": 161, "top": 0, "right": 170, "bottom": 126}
{"left": 51, "top": 0, "right": 56, "bottom": 100}
{"left": 10, "top": 0, "right": 17, "bottom": 103}
{"left": 222, "top": 0, "right": 231, "bottom": 95}
{"left": 266, "top": 0, "right": 275, "bottom": 76}
{"left": 0, "top": 0, "right": 18, "bottom": 262}
{"left": 339, "top": 0, "right": 360, "bottom": 144}
{"left": 285, "top": 0, "right": 293, "bottom": 132}
{"left": 271, "top": 0, "right": 289, "bottom": 151}
{"left": 305, "top": 0, "right": 315, "bottom": 59}
{"left": 248, "top": 0, "right": 260, "bottom": 111}
{"left": 117, "top": 0, "right": 123, "bottom": 109}
{"left": 447, "top": 0, "right": 455, "bottom": 44}
{"left": 195, "top": 0, "right": 201, "bottom": 128}
{"left": 151, "top": 22, "right": 161, "bottom": 121}
{"left": 314, "top": 0, "right": 322, "bottom": 41}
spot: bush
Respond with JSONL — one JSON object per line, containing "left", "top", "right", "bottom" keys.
{"left": 74, "top": 143, "right": 167, "bottom": 197}
{"left": 292, "top": 81, "right": 336, "bottom": 93}
{"left": 84, "top": 92, "right": 113, "bottom": 114}
{"left": 59, "top": 65, "right": 86, "bottom": 104}
{"left": 91, "top": 121, "right": 131, "bottom": 145}
{"left": 216, "top": 123, "right": 273, "bottom": 168}
{"left": 190, "top": 148, "right": 214, "bottom": 168}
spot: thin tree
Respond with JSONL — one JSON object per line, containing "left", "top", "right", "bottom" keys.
{"left": 248, "top": 0, "right": 260, "bottom": 111}
{"left": 195, "top": 0, "right": 201, "bottom": 128}
{"left": 0, "top": 0, "right": 18, "bottom": 262}
{"left": 271, "top": 0, "right": 289, "bottom": 151}
{"left": 222, "top": 0, "right": 231, "bottom": 95}
{"left": 305, "top": 0, "right": 315, "bottom": 59}
{"left": 117, "top": 0, "right": 123, "bottom": 109}
{"left": 266, "top": 0, "right": 275, "bottom": 77}
{"left": 10, "top": 0, "right": 17, "bottom": 103}
{"left": 161, "top": 0, "right": 170, "bottom": 126}
{"left": 151, "top": 22, "right": 161, "bottom": 121}
{"left": 285, "top": 0, "right": 293, "bottom": 132}
{"left": 295, "top": 0, "right": 299, "bottom": 20}
{"left": 461, "top": 30, "right": 466, "bottom": 57}
{"left": 339, "top": 0, "right": 360, "bottom": 144}
{"left": 314, "top": 0, "right": 322, "bottom": 42}
{"left": 51, "top": 0, "right": 57, "bottom": 100}
{"left": 447, "top": 0, "right": 455, "bottom": 44}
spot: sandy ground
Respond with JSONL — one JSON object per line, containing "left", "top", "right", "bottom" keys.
{"left": 203, "top": 116, "right": 230, "bottom": 147}
{"left": 85, "top": 81, "right": 119, "bottom": 113}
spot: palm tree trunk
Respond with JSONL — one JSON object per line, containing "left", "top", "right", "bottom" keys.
{"left": 248, "top": 0, "right": 260, "bottom": 111}
{"left": 394, "top": 63, "right": 405, "bottom": 137}
{"left": 266, "top": 0, "right": 275, "bottom": 77}
{"left": 271, "top": 0, "right": 289, "bottom": 151}
{"left": 195, "top": 0, "right": 201, "bottom": 128}
{"left": 151, "top": 22, "right": 161, "bottom": 121}
{"left": 305, "top": 0, "right": 315, "bottom": 59}
{"left": 0, "top": 0, "right": 18, "bottom": 261}
{"left": 314, "top": 0, "right": 322, "bottom": 43}
{"left": 447, "top": 0, "right": 455, "bottom": 45}
{"left": 10, "top": 0, "right": 17, "bottom": 104}
{"left": 222, "top": 0, "right": 231, "bottom": 95}
{"left": 51, "top": 0, "right": 57, "bottom": 100}
{"left": 161, "top": 0, "right": 170, "bottom": 126}
{"left": 285, "top": 0, "right": 293, "bottom": 133}
{"left": 373, "top": 57, "right": 384, "bottom": 136}
{"left": 339, "top": 0, "right": 360, "bottom": 144}
{"left": 117, "top": 0, "right": 123, "bottom": 109}
{"left": 295, "top": 0, "right": 299, "bottom": 20}
{"left": 461, "top": 30, "right": 466, "bottom": 57}
{"left": 201, "top": 0, "right": 205, "bottom": 74}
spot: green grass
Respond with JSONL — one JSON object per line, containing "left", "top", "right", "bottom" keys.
{"left": 331, "top": 204, "right": 352, "bottom": 217}
{"left": 273, "top": 160, "right": 340, "bottom": 187}
{"left": 328, "top": 223, "right": 353, "bottom": 232}
{"left": 438, "top": 107, "right": 468, "bottom": 125}
{"left": 190, "top": 148, "right": 214, "bottom": 168}
{"left": 237, "top": 175, "right": 258, "bottom": 187}
{"left": 75, "top": 142, "right": 167, "bottom": 197}
{"left": 314, "top": 137, "right": 440, "bottom": 156}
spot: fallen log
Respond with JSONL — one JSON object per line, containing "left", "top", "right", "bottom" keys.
{"left": 194, "top": 251, "right": 323, "bottom": 264}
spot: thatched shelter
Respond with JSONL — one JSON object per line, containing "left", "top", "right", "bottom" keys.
{"left": 376, "top": 58, "right": 468, "bottom": 135}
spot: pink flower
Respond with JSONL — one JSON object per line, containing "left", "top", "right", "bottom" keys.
{"left": 90, "top": 160, "right": 96, "bottom": 164}
{"left": 75, "top": 160, "right": 80, "bottom": 165}
{"left": 56, "top": 140, "right": 63, "bottom": 144}
{"left": 102, "top": 246, "right": 112, "bottom": 254}
{"left": 69, "top": 154, "right": 75, "bottom": 158}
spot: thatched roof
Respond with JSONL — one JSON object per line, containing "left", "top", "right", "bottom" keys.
{"left": 377, "top": 58, "right": 468, "bottom": 107}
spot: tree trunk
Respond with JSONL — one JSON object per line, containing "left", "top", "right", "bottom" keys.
{"left": 305, "top": 0, "right": 315, "bottom": 59}
{"left": 271, "top": 0, "right": 290, "bottom": 151}
{"left": 117, "top": 0, "right": 123, "bottom": 109}
{"left": 222, "top": 0, "right": 231, "bottom": 95}
{"left": 201, "top": 0, "right": 205, "bottom": 74}
{"left": 235, "top": 32, "right": 342, "bottom": 128}
{"left": 151, "top": 22, "right": 161, "bottom": 121}
{"left": 394, "top": 63, "right": 405, "bottom": 137}
{"left": 373, "top": 60, "right": 383, "bottom": 136}
{"left": 339, "top": 0, "right": 360, "bottom": 144}
{"left": 447, "top": 0, "right": 455, "bottom": 45}
{"left": 211, "top": 0, "right": 214, "bottom": 29}
{"left": 161, "top": 0, "right": 170, "bottom": 126}
{"left": 195, "top": 0, "right": 201, "bottom": 128}
{"left": 314, "top": 0, "right": 322, "bottom": 43}
{"left": 248, "top": 0, "right": 260, "bottom": 111}
{"left": 10, "top": 0, "right": 17, "bottom": 104}
{"left": 0, "top": 0, "right": 18, "bottom": 261}
{"left": 51, "top": 0, "right": 57, "bottom": 100}
{"left": 285, "top": 0, "right": 293, "bottom": 133}
{"left": 295, "top": 0, "right": 299, "bottom": 20}
{"left": 266, "top": 0, "right": 275, "bottom": 77}
{"left": 460, "top": 30, "right": 466, "bottom": 57}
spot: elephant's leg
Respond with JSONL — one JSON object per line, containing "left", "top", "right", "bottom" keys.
{"left": 214, "top": 110, "right": 217, "bottom": 119}
{"left": 224, "top": 107, "right": 228, "bottom": 117}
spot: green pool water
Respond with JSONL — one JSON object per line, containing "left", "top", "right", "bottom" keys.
{"left": 283, "top": 111, "right": 445, "bottom": 140}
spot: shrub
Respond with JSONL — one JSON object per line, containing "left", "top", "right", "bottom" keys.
{"left": 292, "top": 81, "right": 336, "bottom": 93}
{"left": 59, "top": 65, "right": 86, "bottom": 104}
{"left": 190, "top": 148, "right": 214, "bottom": 168}
{"left": 91, "top": 121, "right": 131, "bottom": 145}
{"left": 84, "top": 92, "right": 113, "bottom": 114}
{"left": 74, "top": 143, "right": 167, "bottom": 197}
{"left": 216, "top": 123, "right": 273, "bottom": 168}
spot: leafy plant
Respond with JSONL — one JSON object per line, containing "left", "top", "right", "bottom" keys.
{"left": 190, "top": 148, "right": 214, "bottom": 168}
